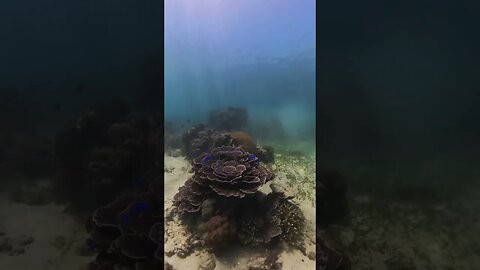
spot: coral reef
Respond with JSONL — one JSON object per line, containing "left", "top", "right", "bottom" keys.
{"left": 273, "top": 198, "right": 305, "bottom": 245}
{"left": 171, "top": 144, "right": 308, "bottom": 254}
{"left": 236, "top": 194, "right": 282, "bottom": 247}
{"left": 318, "top": 168, "right": 349, "bottom": 224}
{"left": 227, "top": 131, "right": 275, "bottom": 163}
{"left": 173, "top": 146, "right": 275, "bottom": 213}
{"left": 52, "top": 100, "right": 163, "bottom": 211}
{"left": 256, "top": 145, "right": 275, "bottom": 163}
{"left": 227, "top": 131, "right": 257, "bottom": 153}
{"left": 208, "top": 107, "right": 248, "bottom": 131}
{"left": 235, "top": 193, "right": 305, "bottom": 247}
{"left": 85, "top": 176, "right": 163, "bottom": 270}
{"left": 181, "top": 125, "right": 274, "bottom": 163}
{"left": 199, "top": 215, "right": 236, "bottom": 249}
{"left": 181, "top": 124, "right": 216, "bottom": 160}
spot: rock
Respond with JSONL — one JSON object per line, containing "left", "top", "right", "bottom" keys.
{"left": 270, "top": 183, "right": 295, "bottom": 199}
{"left": 177, "top": 250, "right": 188, "bottom": 258}
{"left": 308, "top": 251, "right": 316, "bottom": 260}
{"left": 201, "top": 199, "right": 216, "bottom": 220}
{"left": 164, "top": 262, "right": 174, "bottom": 270}
{"left": 270, "top": 183, "right": 286, "bottom": 194}
{"left": 0, "top": 237, "right": 13, "bottom": 253}
{"left": 198, "top": 252, "right": 216, "bottom": 270}
{"left": 165, "top": 244, "right": 175, "bottom": 257}
{"left": 165, "top": 207, "right": 176, "bottom": 222}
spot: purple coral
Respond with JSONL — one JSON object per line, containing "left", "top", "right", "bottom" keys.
{"left": 173, "top": 146, "right": 274, "bottom": 213}
{"left": 86, "top": 177, "right": 163, "bottom": 270}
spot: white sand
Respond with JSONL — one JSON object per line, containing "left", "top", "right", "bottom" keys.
{"left": 0, "top": 187, "right": 92, "bottom": 270}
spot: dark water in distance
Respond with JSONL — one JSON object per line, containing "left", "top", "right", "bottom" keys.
{"left": 318, "top": 0, "right": 480, "bottom": 190}
{"left": 0, "top": 0, "right": 163, "bottom": 269}
{"left": 0, "top": 0, "right": 162, "bottom": 136}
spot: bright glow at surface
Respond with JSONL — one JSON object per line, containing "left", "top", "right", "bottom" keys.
{"left": 165, "top": 0, "right": 315, "bottom": 139}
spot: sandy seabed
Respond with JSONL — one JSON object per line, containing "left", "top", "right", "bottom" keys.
{"left": 0, "top": 150, "right": 317, "bottom": 270}
{"left": 163, "top": 153, "right": 317, "bottom": 270}
{"left": 0, "top": 182, "right": 92, "bottom": 270}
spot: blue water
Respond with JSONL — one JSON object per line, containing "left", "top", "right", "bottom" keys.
{"left": 165, "top": 0, "right": 316, "bottom": 141}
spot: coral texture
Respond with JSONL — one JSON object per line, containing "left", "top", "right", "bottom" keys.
{"left": 173, "top": 146, "right": 275, "bottom": 213}
{"left": 255, "top": 145, "right": 275, "bottom": 163}
{"left": 181, "top": 124, "right": 216, "bottom": 160}
{"left": 227, "top": 131, "right": 257, "bottom": 154}
{"left": 86, "top": 176, "right": 163, "bottom": 270}
{"left": 236, "top": 193, "right": 304, "bottom": 247}
{"left": 236, "top": 193, "right": 281, "bottom": 246}
{"left": 52, "top": 100, "right": 163, "bottom": 211}
{"left": 181, "top": 125, "right": 274, "bottom": 163}
{"left": 272, "top": 198, "right": 305, "bottom": 244}
{"left": 200, "top": 215, "right": 237, "bottom": 249}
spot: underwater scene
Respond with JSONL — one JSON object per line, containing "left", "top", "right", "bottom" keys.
{"left": 164, "top": 0, "right": 316, "bottom": 269}
{"left": 318, "top": 1, "right": 480, "bottom": 269}
{"left": 0, "top": 0, "right": 165, "bottom": 269}
{"left": 0, "top": 0, "right": 479, "bottom": 269}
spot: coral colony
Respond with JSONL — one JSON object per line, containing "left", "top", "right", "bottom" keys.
{"left": 67, "top": 105, "right": 350, "bottom": 269}
{"left": 52, "top": 100, "right": 163, "bottom": 211}
{"left": 172, "top": 146, "right": 307, "bottom": 257}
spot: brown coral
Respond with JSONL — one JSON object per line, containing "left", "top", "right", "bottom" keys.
{"left": 201, "top": 215, "right": 236, "bottom": 249}
{"left": 228, "top": 131, "right": 257, "bottom": 154}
